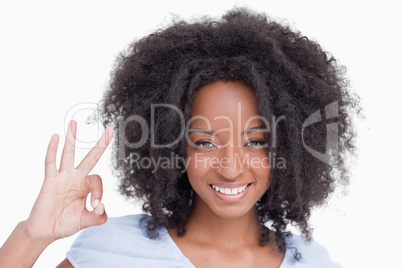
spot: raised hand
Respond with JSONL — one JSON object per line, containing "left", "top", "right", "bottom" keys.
{"left": 24, "top": 120, "right": 114, "bottom": 242}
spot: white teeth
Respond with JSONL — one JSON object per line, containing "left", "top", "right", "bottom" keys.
{"left": 211, "top": 185, "right": 248, "bottom": 195}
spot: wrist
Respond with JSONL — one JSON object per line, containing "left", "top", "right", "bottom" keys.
{"left": 0, "top": 221, "right": 55, "bottom": 267}
{"left": 19, "top": 220, "right": 56, "bottom": 248}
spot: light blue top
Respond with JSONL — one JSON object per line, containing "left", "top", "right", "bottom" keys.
{"left": 66, "top": 214, "right": 341, "bottom": 268}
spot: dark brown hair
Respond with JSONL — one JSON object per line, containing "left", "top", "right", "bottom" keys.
{"left": 100, "top": 7, "right": 361, "bottom": 257}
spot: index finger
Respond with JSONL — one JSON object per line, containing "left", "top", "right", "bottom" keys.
{"left": 76, "top": 126, "right": 114, "bottom": 176}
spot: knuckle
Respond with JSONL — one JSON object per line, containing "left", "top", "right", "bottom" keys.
{"left": 89, "top": 153, "right": 100, "bottom": 162}
{"left": 45, "top": 159, "right": 55, "bottom": 165}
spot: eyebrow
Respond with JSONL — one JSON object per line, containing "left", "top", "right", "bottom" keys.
{"left": 241, "top": 125, "right": 266, "bottom": 135}
{"left": 188, "top": 125, "right": 266, "bottom": 136}
{"left": 187, "top": 128, "right": 214, "bottom": 135}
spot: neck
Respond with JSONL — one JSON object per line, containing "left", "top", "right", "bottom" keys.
{"left": 183, "top": 195, "right": 263, "bottom": 248}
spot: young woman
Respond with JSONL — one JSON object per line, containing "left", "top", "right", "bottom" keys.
{"left": 0, "top": 8, "right": 360, "bottom": 267}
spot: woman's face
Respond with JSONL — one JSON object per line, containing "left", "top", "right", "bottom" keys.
{"left": 186, "top": 80, "right": 271, "bottom": 220}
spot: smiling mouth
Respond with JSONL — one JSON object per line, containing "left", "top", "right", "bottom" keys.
{"left": 210, "top": 183, "right": 252, "bottom": 195}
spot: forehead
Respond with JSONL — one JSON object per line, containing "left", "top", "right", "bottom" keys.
{"left": 191, "top": 80, "right": 259, "bottom": 115}
{"left": 190, "top": 80, "right": 262, "bottom": 128}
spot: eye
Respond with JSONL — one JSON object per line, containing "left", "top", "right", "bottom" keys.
{"left": 244, "top": 139, "right": 267, "bottom": 148}
{"left": 193, "top": 140, "right": 215, "bottom": 148}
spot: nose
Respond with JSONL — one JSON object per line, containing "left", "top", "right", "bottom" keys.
{"left": 215, "top": 145, "right": 246, "bottom": 179}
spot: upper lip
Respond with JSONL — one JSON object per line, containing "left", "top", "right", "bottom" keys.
{"left": 209, "top": 183, "right": 252, "bottom": 189}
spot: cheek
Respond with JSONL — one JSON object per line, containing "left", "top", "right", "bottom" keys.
{"left": 248, "top": 152, "right": 271, "bottom": 186}
{"left": 185, "top": 146, "right": 216, "bottom": 174}
{"left": 185, "top": 153, "right": 211, "bottom": 177}
{"left": 185, "top": 152, "right": 208, "bottom": 184}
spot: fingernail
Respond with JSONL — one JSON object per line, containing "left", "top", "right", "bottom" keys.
{"left": 97, "top": 204, "right": 105, "bottom": 215}
{"left": 93, "top": 199, "right": 100, "bottom": 208}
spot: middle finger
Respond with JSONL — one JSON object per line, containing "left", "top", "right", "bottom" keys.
{"left": 59, "top": 120, "right": 77, "bottom": 170}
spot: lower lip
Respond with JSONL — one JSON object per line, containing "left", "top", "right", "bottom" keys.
{"left": 211, "top": 184, "right": 252, "bottom": 202}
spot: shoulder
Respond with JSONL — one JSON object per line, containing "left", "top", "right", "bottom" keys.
{"left": 66, "top": 214, "right": 194, "bottom": 268}
{"left": 281, "top": 234, "right": 342, "bottom": 268}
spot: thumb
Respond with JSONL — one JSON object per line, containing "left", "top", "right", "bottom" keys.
{"left": 81, "top": 204, "right": 108, "bottom": 229}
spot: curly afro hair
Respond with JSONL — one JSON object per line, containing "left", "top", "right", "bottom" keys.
{"left": 99, "top": 8, "right": 361, "bottom": 255}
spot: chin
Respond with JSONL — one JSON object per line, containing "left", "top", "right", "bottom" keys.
{"left": 210, "top": 204, "right": 254, "bottom": 220}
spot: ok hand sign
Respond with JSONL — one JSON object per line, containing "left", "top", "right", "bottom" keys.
{"left": 25, "top": 120, "right": 114, "bottom": 242}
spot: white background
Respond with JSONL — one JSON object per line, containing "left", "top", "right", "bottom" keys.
{"left": 0, "top": 1, "right": 400, "bottom": 267}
